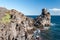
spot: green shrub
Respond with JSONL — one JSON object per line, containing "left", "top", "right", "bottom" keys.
{"left": 1, "top": 13, "right": 10, "bottom": 23}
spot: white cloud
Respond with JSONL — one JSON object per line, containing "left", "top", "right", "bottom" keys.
{"left": 49, "top": 8, "right": 60, "bottom": 12}
{"left": 49, "top": 8, "right": 60, "bottom": 15}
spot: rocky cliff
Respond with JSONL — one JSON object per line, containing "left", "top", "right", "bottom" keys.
{"left": 0, "top": 7, "right": 51, "bottom": 40}
{"left": 34, "top": 8, "right": 51, "bottom": 30}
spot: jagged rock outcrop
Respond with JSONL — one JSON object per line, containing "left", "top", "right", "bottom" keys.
{"left": 34, "top": 8, "right": 51, "bottom": 30}
{"left": 0, "top": 7, "right": 51, "bottom": 40}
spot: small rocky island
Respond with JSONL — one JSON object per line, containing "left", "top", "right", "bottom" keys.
{"left": 0, "top": 7, "right": 51, "bottom": 40}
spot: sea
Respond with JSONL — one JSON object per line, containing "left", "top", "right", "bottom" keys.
{"left": 27, "top": 15, "right": 60, "bottom": 40}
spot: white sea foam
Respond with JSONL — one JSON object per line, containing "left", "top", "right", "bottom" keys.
{"left": 44, "top": 27, "right": 50, "bottom": 30}
{"left": 50, "top": 23, "right": 56, "bottom": 26}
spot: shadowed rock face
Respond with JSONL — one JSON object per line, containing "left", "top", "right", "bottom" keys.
{"left": 0, "top": 7, "right": 51, "bottom": 40}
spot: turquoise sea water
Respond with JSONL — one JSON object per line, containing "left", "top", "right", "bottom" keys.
{"left": 27, "top": 15, "right": 60, "bottom": 40}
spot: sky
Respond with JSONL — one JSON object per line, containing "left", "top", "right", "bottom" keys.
{"left": 0, "top": 0, "right": 60, "bottom": 15}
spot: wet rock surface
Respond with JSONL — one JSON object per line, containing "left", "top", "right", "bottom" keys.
{"left": 0, "top": 7, "right": 51, "bottom": 40}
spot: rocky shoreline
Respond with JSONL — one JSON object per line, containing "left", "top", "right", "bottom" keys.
{"left": 0, "top": 7, "right": 51, "bottom": 40}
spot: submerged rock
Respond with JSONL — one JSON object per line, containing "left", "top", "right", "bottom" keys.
{"left": 0, "top": 7, "right": 51, "bottom": 40}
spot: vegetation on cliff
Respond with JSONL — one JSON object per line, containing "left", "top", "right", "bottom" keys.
{"left": 0, "top": 13, "right": 10, "bottom": 23}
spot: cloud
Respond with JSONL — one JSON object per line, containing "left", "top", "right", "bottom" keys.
{"left": 49, "top": 8, "right": 60, "bottom": 12}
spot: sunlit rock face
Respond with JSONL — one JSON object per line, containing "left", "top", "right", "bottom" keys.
{"left": 34, "top": 8, "right": 51, "bottom": 29}
{"left": 0, "top": 7, "right": 35, "bottom": 40}
{"left": 0, "top": 7, "right": 51, "bottom": 40}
